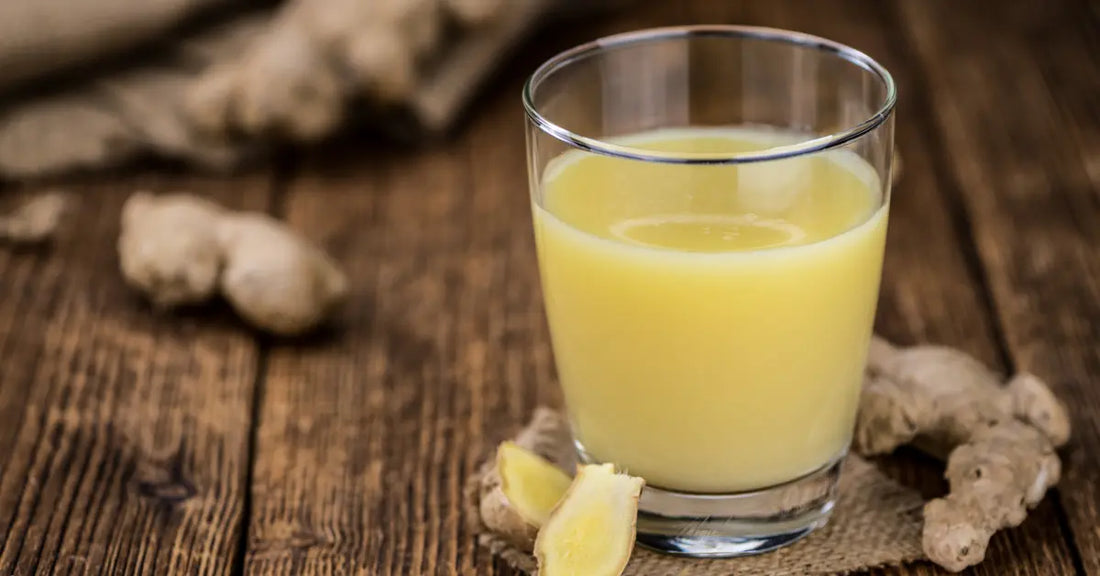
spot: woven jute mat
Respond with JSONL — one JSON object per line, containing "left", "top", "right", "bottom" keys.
{"left": 466, "top": 408, "right": 926, "bottom": 575}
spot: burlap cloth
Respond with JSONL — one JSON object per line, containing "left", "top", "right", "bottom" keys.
{"left": 467, "top": 408, "right": 926, "bottom": 575}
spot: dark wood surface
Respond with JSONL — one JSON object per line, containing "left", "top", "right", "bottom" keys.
{"left": 0, "top": 0, "right": 1097, "bottom": 574}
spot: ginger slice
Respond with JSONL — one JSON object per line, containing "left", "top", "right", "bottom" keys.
{"left": 479, "top": 441, "right": 572, "bottom": 551}
{"left": 535, "top": 463, "right": 644, "bottom": 576}
{"left": 499, "top": 441, "right": 573, "bottom": 526}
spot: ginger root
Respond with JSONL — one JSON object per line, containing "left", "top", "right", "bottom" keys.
{"left": 0, "top": 191, "right": 73, "bottom": 245}
{"left": 855, "top": 337, "right": 1071, "bottom": 572}
{"left": 535, "top": 463, "right": 644, "bottom": 576}
{"left": 479, "top": 441, "right": 573, "bottom": 551}
{"left": 118, "top": 192, "right": 348, "bottom": 336}
{"left": 187, "top": 0, "right": 507, "bottom": 141}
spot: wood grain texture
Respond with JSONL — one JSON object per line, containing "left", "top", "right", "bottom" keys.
{"left": 897, "top": 1, "right": 1100, "bottom": 574}
{"left": 242, "top": 94, "right": 563, "bottom": 574}
{"left": 0, "top": 174, "right": 271, "bottom": 575}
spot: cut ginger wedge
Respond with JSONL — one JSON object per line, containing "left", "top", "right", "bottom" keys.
{"left": 535, "top": 463, "right": 645, "bottom": 576}
{"left": 479, "top": 441, "right": 572, "bottom": 550}
{"left": 498, "top": 441, "right": 573, "bottom": 525}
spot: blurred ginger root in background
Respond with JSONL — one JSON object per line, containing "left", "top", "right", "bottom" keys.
{"left": 0, "top": 0, "right": 617, "bottom": 180}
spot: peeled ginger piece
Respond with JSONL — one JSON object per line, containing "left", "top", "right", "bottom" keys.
{"left": 480, "top": 441, "right": 572, "bottom": 550}
{"left": 535, "top": 463, "right": 645, "bottom": 576}
{"left": 499, "top": 441, "right": 573, "bottom": 525}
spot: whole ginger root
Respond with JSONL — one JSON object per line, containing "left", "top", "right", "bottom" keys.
{"left": 118, "top": 192, "right": 348, "bottom": 336}
{"left": 855, "top": 337, "right": 1071, "bottom": 572}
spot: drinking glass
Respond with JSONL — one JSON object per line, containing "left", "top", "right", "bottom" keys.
{"left": 523, "top": 26, "right": 895, "bottom": 557}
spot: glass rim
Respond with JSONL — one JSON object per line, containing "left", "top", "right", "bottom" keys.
{"left": 522, "top": 25, "right": 897, "bottom": 165}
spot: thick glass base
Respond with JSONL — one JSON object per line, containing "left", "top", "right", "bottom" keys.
{"left": 578, "top": 441, "right": 843, "bottom": 558}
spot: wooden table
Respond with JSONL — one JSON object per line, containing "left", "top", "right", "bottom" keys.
{"left": 0, "top": 0, "right": 1096, "bottom": 574}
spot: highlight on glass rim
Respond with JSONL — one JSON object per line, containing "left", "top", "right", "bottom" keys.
{"left": 0, "top": 2, "right": 1086, "bottom": 576}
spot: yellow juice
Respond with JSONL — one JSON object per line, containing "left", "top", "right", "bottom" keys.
{"left": 533, "top": 128, "right": 888, "bottom": 493}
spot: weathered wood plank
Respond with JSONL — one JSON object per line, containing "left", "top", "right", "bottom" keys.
{"left": 243, "top": 143, "right": 472, "bottom": 574}
{"left": 0, "top": 174, "right": 270, "bottom": 575}
{"left": 897, "top": 1, "right": 1100, "bottom": 573}
{"left": 241, "top": 60, "right": 571, "bottom": 574}
{"left": 243, "top": 141, "right": 466, "bottom": 571}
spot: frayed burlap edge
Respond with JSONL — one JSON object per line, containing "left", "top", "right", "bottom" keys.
{"left": 465, "top": 408, "right": 926, "bottom": 575}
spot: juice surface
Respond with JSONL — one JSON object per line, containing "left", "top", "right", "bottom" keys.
{"left": 533, "top": 127, "right": 888, "bottom": 493}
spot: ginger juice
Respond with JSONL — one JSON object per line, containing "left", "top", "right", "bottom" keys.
{"left": 532, "top": 127, "right": 888, "bottom": 494}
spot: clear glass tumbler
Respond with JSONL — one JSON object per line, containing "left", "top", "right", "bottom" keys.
{"left": 523, "top": 26, "right": 895, "bottom": 557}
